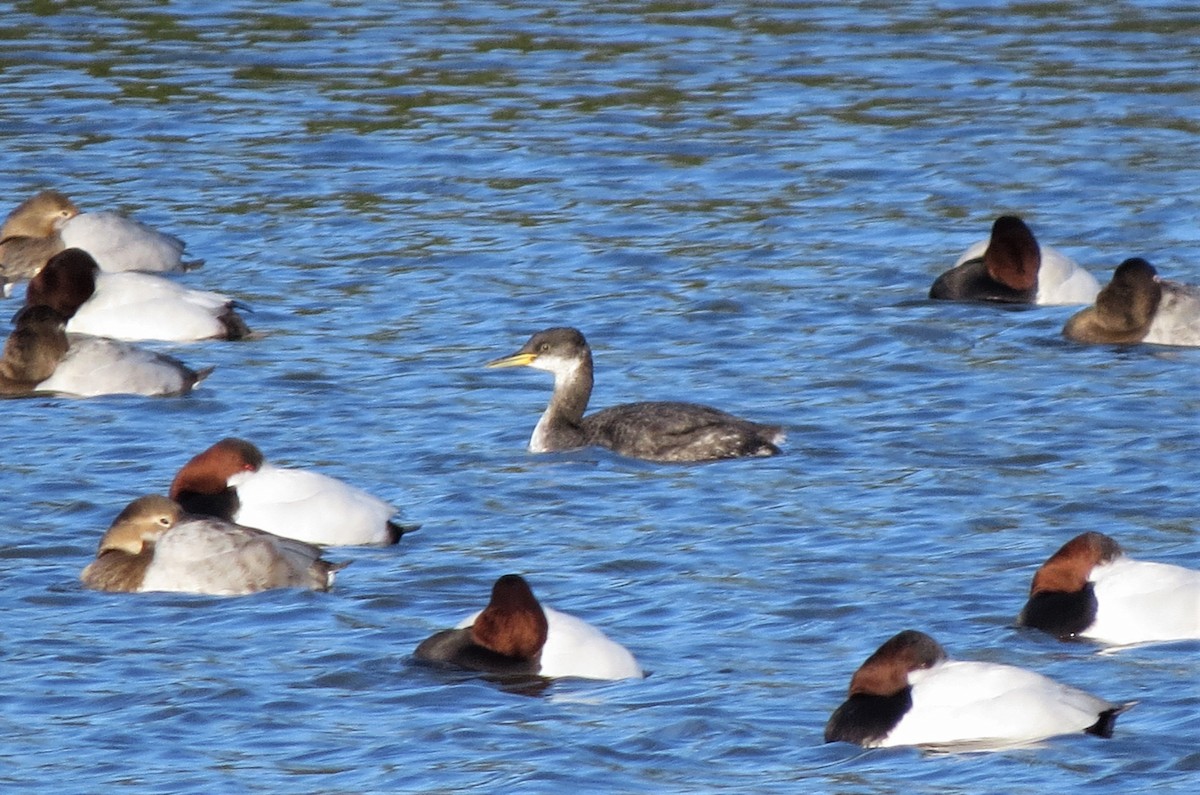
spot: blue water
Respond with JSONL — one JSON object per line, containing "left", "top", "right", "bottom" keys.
{"left": 1, "top": 1, "right": 1197, "bottom": 792}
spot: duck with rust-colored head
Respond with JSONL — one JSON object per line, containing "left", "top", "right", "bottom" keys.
{"left": 169, "top": 437, "right": 417, "bottom": 547}
{"left": 824, "top": 630, "right": 1132, "bottom": 751}
{"left": 1018, "top": 531, "right": 1200, "bottom": 645}
{"left": 415, "top": 574, "right": 643, "bottom": 681}
{"left": 930, "top": 216, "right": 1099, "bottom": 306}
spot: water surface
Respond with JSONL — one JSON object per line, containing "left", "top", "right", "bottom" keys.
{"left": 1, "top": 2, "right": 1197, "bottom": 792}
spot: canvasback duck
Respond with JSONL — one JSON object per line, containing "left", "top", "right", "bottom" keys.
{"left": 169, "top": 437, "right": 416, "bottom": 547}
{"left": 487, "top": 327, "right": 784, "bottom": 462}
{"left": 414, "top": 574, "right": 643, "bottom": 681}
{"left": 81, "top": 495, "right": 342, "bottom": 595}
{"left": 25, "top": 248, "right": 249, "bottom": 342}
{"left": 930, "top": 216, "right": 1100, "bottom": 306}
{"left": 824, "top": 630, "right": 1132, "bottom": 751}
{"left": 0, "top": 190, "right": 195, "bottom": 284}
{"left": 1018, "top": 531, "right": 1200, "bottom": 645}
{"left": 0, "top": 305, "right": 210, "bottom": 398}
{"left": 1063, "top": 258, "right": 1200, "bottom": 347}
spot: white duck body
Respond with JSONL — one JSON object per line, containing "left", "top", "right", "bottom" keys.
{"left": 59, "top": 211, "right": 190, "bottom": 273}
{"left": 227, "top": 463, "right": 399, "bottom": 547}
{"left": 68, "top": 270, "right": 236, "bottom": 342}
{"left": 1086, "top": 557, "right": 1200, "bottom": 645}
{"left": 36, "top": 334, "right": 206, "bottom": 397}
{"left": 137, "top": 516, "right": 335, "bottom": 595}
{"left": 1142, "top": 280, "right": 1200, "bottom": 347}
{"left": 881, "top": 660, "right": 1121, "bottom": 750}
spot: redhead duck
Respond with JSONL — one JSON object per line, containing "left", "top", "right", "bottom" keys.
{"left": 1018, "top": 531, "right": 1200, "bottom": 645}
{"left": 81, "top": 495, "right": 342, "bottom": 595}
{"left": 1063, "top": 258, "right": 1200, "bottom": 347}
{"left": 0, "top": 305, "right": 209, "bottom": 398}
{"left": 25, "top": 249, "right": 249, "bottom": 342}
{"left": 414, "top": 574, "right": 643, "bottom": 680}
{"left": 169, "top": 438, "right": 416, "bottom": 547}
{"left": 0, "top": 190, "right": 194, "bottom": 284}
{"left": 487, "top": 327, "right": 784, "bottom": 462}
{"left": 930, "top": 216, "right": 1100, "bottom": 306}
{"left": 825, "top": 630, "right": 1132, "bottom": 751}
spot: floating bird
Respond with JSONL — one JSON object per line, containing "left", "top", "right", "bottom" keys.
{"left": 414, "top": 574, "right": 643, "bottom": 680}
{"left": 24, "top": 248, "right": 248, "bottom": 342}
{"left": 169, "top": 437, "right": 416, "bottom": 547}
{"left": 81, "top": 495, "right": 342, "bottom": 595}
{"left": 824, "top": 630, "right": 1132, "bottom": 751}
{"left": 1063, "top": 258, "right": 1200, "bottom": 347}
{"left": 0, "top": 305, "right": 209, "bottom": 397}
{"left": 487, "top": 327, "right": 784, "bottom": 462}
{"left": 1018, "top": 531, "right": 1200, "bottom": 645}
{"left": 0, "top": 190, "right": 195, "bottom": 289}
{"left": 930, "top": 216, "right": 1099, "bottom": 305}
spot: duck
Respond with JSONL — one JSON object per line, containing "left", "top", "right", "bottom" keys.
{"left": 0, "top": 190, "right": 194, "bottom": 287}
{"left": 1062, "top": 258, "right": 1200, "bottom": 347}
{"left": 80, "top": 495, "right": 343, "bottom": 595}
{"left": 24, "top": 248, "right": 249, "bottom": 342}
{"left": 0, "top": 305, "right": 210, "bottom": 398}
{"left": 1017, "top": 531, "right": 1200, "bottom": 645}
{"left": 486, "top": 327, "right": 784, "bottom": 463}
{"left": 168, "top": 437, "right": 417, "bottom": 547}
{"left": 929, "top": 216, "right": 1100, "bottom": 306}
{"left": 824, "top": 630, "right": 1132, "bottom": 751}
{"left": 414, "top": 574, "right": 643, "bottom": 680}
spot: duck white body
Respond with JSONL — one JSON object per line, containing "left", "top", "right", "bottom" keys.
{"left": 228, "top": 463, "right": 400, "bottom": 547}
{"left": 136, "top": 516, "right": 334, "bottom": 595}
{"left": 67, "top": 270, "right": 238, "bottom": 342}
{"left": 1084, "top": 557, "right": 1200, "bottom": 645}
{"left": 824, "top": 630, "right": 1129, "bottom": 750}
{"left": 37, "top": 334, "right": 207, "bottom": 397}
{"left": 1142, "top": 281, "right": 1200, "bottom": 347}
{"left": 881, "top": 660, "right": 1122, "bottom": 749}
{"left": 1018, "top": 531, "right": 1200, "bottom": 645}
{"left": 59, "top": 211, "right": 189, "bottom": 273}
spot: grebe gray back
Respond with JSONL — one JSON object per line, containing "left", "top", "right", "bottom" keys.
{"left": 486, "top": 327, "right": 784, "bottom": 463}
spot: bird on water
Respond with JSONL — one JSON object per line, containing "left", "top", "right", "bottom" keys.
{"left": 486, "top": 327, "right": 784, "bottom": 463}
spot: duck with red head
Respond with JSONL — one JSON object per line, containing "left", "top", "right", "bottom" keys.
{"left": 414, "top": 574, "right": 643, "bottom": 681}
{"left": 170, "top": 437, "right": 417, "bottom": 547}
{"left": 1063, "top": 258, "right": 1200, "bottom": 347}
{"left": 1018, "top": 532, "right": 1200, "bottom": 645}
{"left": 930, "top": 216, "right": 1099, "bottom": 306}
{"left": 825, "top": 630, "right": 1131, "bottom": 751}
{"left": 25, "top": 249, "right": 248, "bottom": 342}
